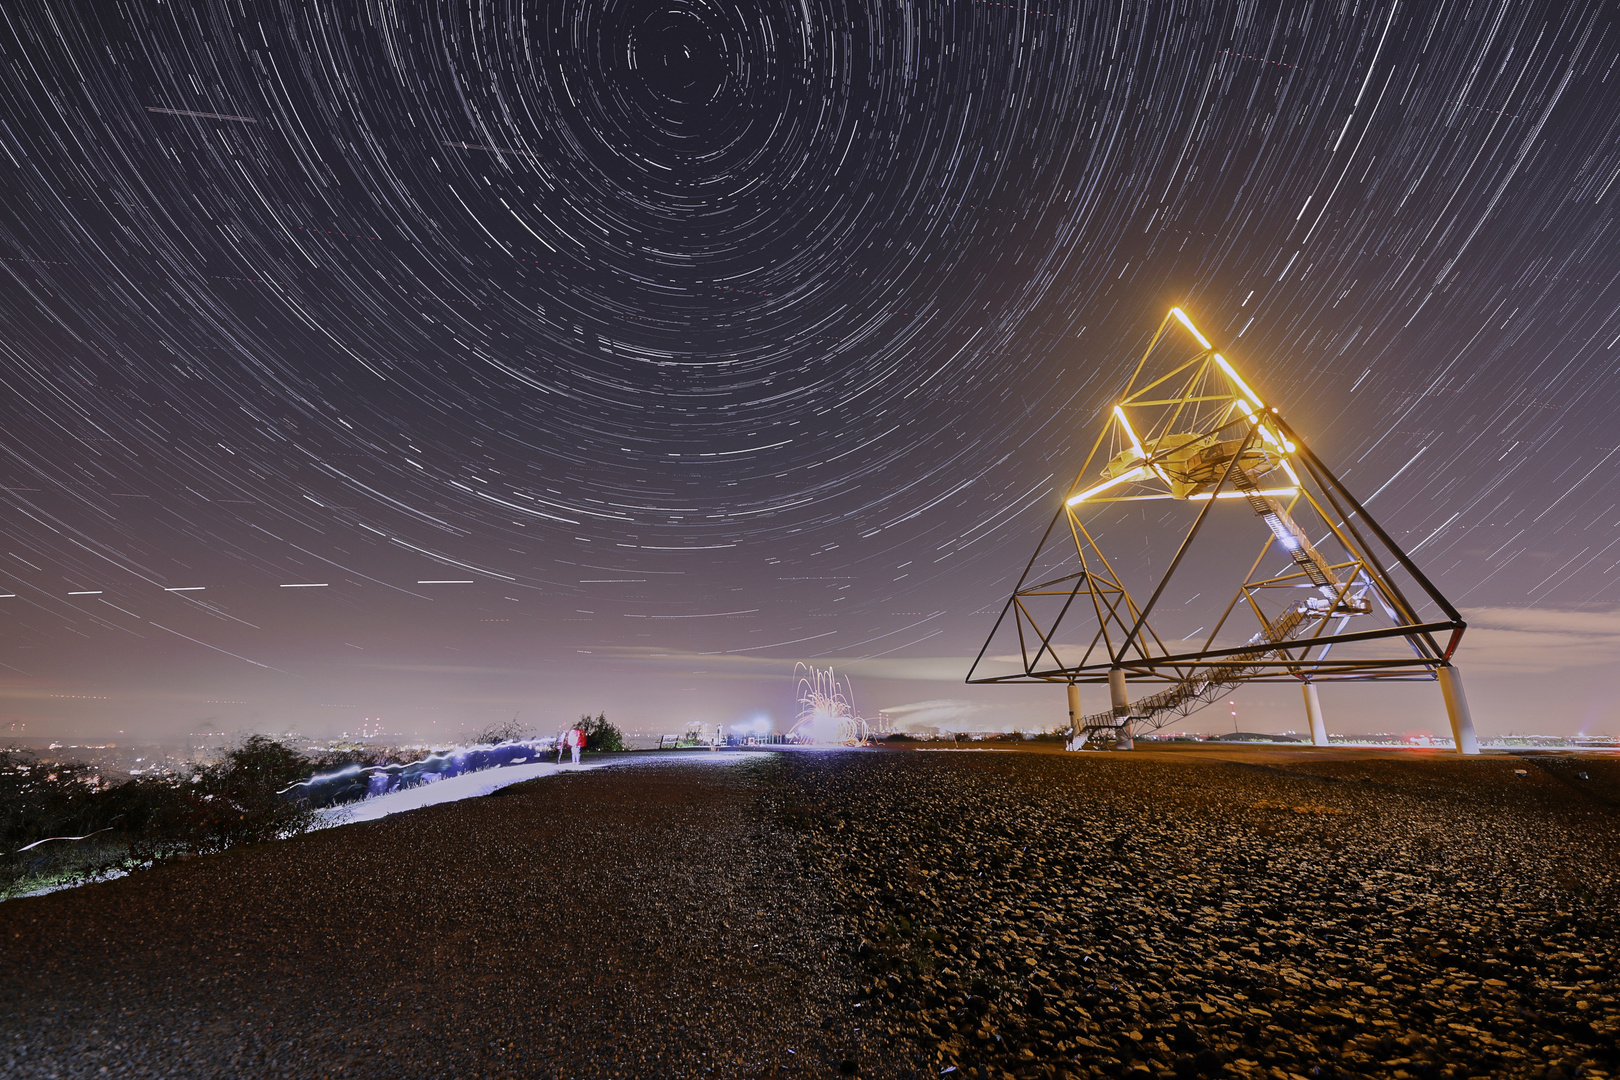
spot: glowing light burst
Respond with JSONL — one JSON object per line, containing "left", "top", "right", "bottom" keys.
{"left": 791, "top": 664, "right": 877, "bottom": 745}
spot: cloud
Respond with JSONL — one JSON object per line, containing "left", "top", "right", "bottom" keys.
{"left": 1456, "top": 606, "right": 1620, "bottom": 674}
{"left": 837, "top": 656, "right": 983, "bottom": 681}
{"left": 574, "top": 603, "right": 1620, "bottom": 688}
{"left": 586, "top": 646, "right": 992, "bottom": 684}
{"left": 977, "top": 609, "right": 1620, "bottom": 679}
{"left": 878, "top": 698, "right": 1045, "bottom": 733}
{"left": 354, "top": 663, "right": 535, "bottom": 676}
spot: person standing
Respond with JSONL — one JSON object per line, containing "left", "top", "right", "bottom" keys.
{"left": 569, "top": 723, "right": 584, "bottom": 764}
{"left": 555, "top": 729, "right": 566, "bottom": 765}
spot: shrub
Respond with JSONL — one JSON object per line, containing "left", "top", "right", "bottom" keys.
{"left": 472, "top": 718, "right": 531, "bottom": 745}
{"left": 1, "top": 736, "right": 321, "bottom": 897}
{"left": 138, "top": 736, "right": 320, "bottom": 856}
{"left": 222, "top": 734, "right": 315, "bottom": 789}
{"left": 0, "top": 749, "right": 116, "bottom": 875}
{"left": 579, "top": 712, "right": 625, "bottom": 753}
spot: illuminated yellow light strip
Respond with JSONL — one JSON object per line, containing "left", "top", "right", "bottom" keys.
{"left": 1233, "top": 400, "right": 1302, "bottom": 482}
{"left": 1233, "top": 399, "right": 1288, "bottom": 452}
{"left": 1170, "top": 307, "right": 1212, "bottom": 349}
{"left": 1115, "top": 405, "right": 1176, "bottom": 485}
{"left": 1066, "top": 466, "right": 1149, "bottom": 506}
{"left": 1188, "top": 488, "right": 1298, "bottom": 501}
{"left": 1113, "top": 405, "right": 1146, "bottom": 458}
{"left": 1214, "top": 353, "right": 1264, "bottom": 407}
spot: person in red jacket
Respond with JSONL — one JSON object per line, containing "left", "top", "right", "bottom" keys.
{"left": 568, "top": 724, "right": 584, "bottom": 764}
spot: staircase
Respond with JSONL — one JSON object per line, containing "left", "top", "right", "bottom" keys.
{"left": 1075, "top": 602, "right": 1312, "bottom": 744}
{"left": 1072, "top": 464, "right": 1367, "bottom": 746}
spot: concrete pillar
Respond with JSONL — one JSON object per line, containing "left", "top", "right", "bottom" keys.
{"left": 1109, "top": 668, "right": 1134, "bottom": 750}
{"left": 1302, "top": 682, "right": 1328, "bottom": 747}
{"left": 1437, "top": 664, "right": 1480, "bottom": 755}
{"left": 1066, "top": 682, "right": 1082, "bottom": 734}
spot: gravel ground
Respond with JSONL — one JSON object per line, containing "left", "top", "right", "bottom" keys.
{"left": 778, "top": 746, "right": 1620, "bottom": 1080}
{"left": 1, "top": 754, "right": 861, "bottom": 1079}
{"left": 5, "top": 747, "right": 1618, "bottom": 1080}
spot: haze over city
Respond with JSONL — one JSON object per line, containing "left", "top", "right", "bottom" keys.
{"left": 2, "top": 1, "right": 1618, "bottom": 745}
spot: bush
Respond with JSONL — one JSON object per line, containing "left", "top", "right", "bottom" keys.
{"left": 472, "top": 718, "right": 531, "bottom": 745}
{"left": 1, "top": 736, "right": 321, "bottom": 897}
{"left": 221, "top": 734, "right": 314, "bottom": 789}
{"left": 139, "top": 736, "right": 320, "bottom": 856}
{"left": 0, "top": 749, "right": 115, "bottom": 875}
{"left": 579, "top": 712, "right": 625, "bottom": 753}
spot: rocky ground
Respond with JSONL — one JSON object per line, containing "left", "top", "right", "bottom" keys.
{"left": 3, "top": 747, "right": 1617, "bottom": 1080}
{"left": 0, "top": 755, "right": 862, "bottom": 1079}
{"left": 777, "top": 746, "right": 1620, "bottom": 1080}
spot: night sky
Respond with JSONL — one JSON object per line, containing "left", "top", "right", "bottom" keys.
{"left": 2, "top": 1, "right": 1617, "bottom": 744}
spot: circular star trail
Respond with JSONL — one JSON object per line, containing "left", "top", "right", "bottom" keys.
{"left": 0, "top": 1, "right": 1617, "bottom": 736}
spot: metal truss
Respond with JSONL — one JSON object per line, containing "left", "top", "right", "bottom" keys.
{"left": 966, "top": 307, "right": 1467, "bottom": 735}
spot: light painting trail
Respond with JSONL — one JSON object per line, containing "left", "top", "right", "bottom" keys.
{"left": 793, "top": 664, "right": 881, "bottom": 745}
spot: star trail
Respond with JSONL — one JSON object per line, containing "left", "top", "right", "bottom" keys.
{"left": 0, "top": 1, "right": 1617, "bottom": 739}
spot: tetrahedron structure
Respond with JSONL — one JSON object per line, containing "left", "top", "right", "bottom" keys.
{"left": 967, "top": 307, "right": 1475, "bottom": 750}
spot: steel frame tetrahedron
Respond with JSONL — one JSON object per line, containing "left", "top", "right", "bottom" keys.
{"left": 966, "top": 307, "right": 1467, "bottom": 738}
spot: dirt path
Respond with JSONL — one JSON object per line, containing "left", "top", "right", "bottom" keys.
{"left": 1, "top": 755, "right": 855, "bottom": 1080}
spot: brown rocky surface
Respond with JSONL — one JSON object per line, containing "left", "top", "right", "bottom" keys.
{"left": 4, "top": 746, "right": 1618, "bottom": 1080}
{"left": 780, "top": 745, "right": 1620, "bottom": 1080}
{"left": 1, "top": 756, "right": 858, "bottom": 1079}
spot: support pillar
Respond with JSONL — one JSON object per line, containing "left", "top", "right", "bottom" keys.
{"left": 1109, "top": 668, "right": 1134, "bottom": 750}
{"left": 1437, "top": 664, "right": 1480, "bottom": 755}
{"left": 1302, "top": 682, "right": 1328, "bottom": 747}
{"left": 1065, "top": 682, "right": 1084, "bottom": 751}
